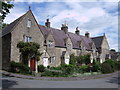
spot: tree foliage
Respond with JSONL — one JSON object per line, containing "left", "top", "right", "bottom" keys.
{"left": 69, "top": 54, "right": 76, "bottom": 65}
{"left": 1, "top": 1, "right": 14, "bottom": 21}
{"left": 17, "top": 41, "right": 43, "bottom": 65}
{"left": 76, "top": 54, "right": 91, "bottom": 65}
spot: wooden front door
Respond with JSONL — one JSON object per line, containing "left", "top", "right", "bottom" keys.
{"left": 30, "top": 58, "right": 36, "bottom": 71}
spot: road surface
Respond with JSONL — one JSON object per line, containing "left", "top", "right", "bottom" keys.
{"left": 1, "top": 72, "right": 119, "bottom": 88}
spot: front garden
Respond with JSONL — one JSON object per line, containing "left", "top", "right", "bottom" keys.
{"left": 7, "top": 41, "right": 120, "bottom": 77}
{"left": 9, "top": 54, "right": 120, "bottom": 77}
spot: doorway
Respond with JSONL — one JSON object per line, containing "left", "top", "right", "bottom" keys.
{"left": 30, "top": 58, "right": 36, "bottom": 71}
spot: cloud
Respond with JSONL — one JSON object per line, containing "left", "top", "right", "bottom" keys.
{"left": 4, "top": 5, "right": 26, "bottom": 24}
{"left": 13, "top": 0, "right": 119, "bottom": 2}
{"left": 4, "top": 1, "right": 118, "bottom": 51}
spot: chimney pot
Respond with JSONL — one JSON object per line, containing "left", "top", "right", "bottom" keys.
{"left": 61, "top": 23, "right": 68, "bottom": 34}
{"left": 85, "top": 31, "right": 90, "bottom": 38}
{"left": 75, "top": 27, "right": 80, "bottom": 35}
{"left": 45, "top": 18, "right": 50, "bottom": 28}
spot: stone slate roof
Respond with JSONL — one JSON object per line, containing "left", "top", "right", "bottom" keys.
{"left": 39, "top": 25, "right": 93, "bottom": 50}
{"left": 2, "top": 10, "right": 96, "bottom": 51}
{"left": 110, "top": 51, "right": 120, "bottom": 60}
{"left": 91, "top": 36, "right": 104, "bottom": 48}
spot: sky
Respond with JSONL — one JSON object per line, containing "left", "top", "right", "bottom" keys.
{"left": 4, "top": 0, "right": 119, "bottom": 51}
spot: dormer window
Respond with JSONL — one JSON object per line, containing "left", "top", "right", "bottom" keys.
{"left": 27, "top": 19, "right": 32, "bottom": 28}
{"left": 67, "top": 43, "right": 72, "bottom": 50}
{"left": 48, "top": 40, "right": 53, "bottom": 48}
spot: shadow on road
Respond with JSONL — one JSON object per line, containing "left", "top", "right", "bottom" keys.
{"left": 106, "top": 76, "right": 120, "bottom": 85}
{"left": 2, "top": 79, "right": 18, "bottom": 89}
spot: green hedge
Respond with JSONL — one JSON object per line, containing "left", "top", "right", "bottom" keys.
{"left": 92, "top": 60, "right": 101, "bottom": 72}
{"left": 41, "top": 70, "right": 63, "bottom": 77}
{"left": 79, "top": 65, "right": 90, "bottom": 73}
{"left": 10, "top": 61, "right": 31, "bottom": 74}
{"left": 104, "top": 59, "right": 116, "bottom": 72}
{"left": 101, "top": 63, "right": 113, "bottom": 74}
{"left": 38, "top": 65, "right": 45, "bottom": 72}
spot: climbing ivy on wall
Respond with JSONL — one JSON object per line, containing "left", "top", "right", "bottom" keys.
{"left": 17, "top": 41, "right": 43, "bottom": 65}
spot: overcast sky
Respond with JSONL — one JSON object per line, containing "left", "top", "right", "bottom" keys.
{"left": 4, "top": 0, "right": 118, "bottom": 51}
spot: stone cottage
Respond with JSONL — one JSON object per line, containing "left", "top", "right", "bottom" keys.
{"left": 2, "top": 8, "right": 110, "bottom": 72}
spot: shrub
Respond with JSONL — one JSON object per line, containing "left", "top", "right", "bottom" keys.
{"left": 79, "top": 65, "right": 90, "bottom": 73}
{"left": 60, "top": 64, "right": 75, "bottom": 75}
{"left": 116, "top": 61, "right": 120, "bottom": 70}
{"left": 10, "top": 61, "right": 30, "bottom": 74}
{"left": 76, "top": 54, "right": 91, "bottom": 65}
{"left": 104, "top": 59, "right": 116, "bottom": 72}
{"left": 69, "top": 54, "right": 76, "bottom": 65}
{"left": 92, "top": 59, "right": 101, "bottom": 72}
{"left": 50, "top": 66, "right": 61, "bottom": 70}
{"left": 101, "top": 63, "right": 113, "bottom": 74}
{"left": 41, "top": 70, "right": 63, "bottom": 77}
{"left": 38, "top": 65, "right": 45, "bottom": 72}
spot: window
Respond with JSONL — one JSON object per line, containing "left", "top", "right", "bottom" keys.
{"left": 49, "top": 56, "right": 55, "bottom": 63}
{"left": 27, "top": 19, "right": 32, "bottom": 28}
{"left": 25, "top": 36, "right": 32, "bottom": 42}
{"left": 48, "top": 40, "right": 53, "bottom": 48}
{"left": 67, "top": 43, "right": 72, "bottom": 50}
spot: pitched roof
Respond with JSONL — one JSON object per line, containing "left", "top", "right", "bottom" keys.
{"left": 110, "top": 51, "right": 120, "bottom": 60}
{"left": 39, "top": 25, "right": 93, "bottom": 50}
{"left": 91, "top": 36, "right": 104, "bottom": 48}
{"left": 2, "top": 11, "right": 28, "bottom": 36}
{"left": 39, "top": 25, "right": 68, "bottom": 47}
{"left": 2, "top": 10, "right": 95, "bottom": 51}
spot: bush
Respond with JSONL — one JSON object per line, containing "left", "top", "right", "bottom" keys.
{"left": 69, "top": 54, "right": 76, "bottom": 65}
{"left": 50, "top": 66, "right": 61, "bottom": 70}
{"left": 10, "top": 61, "right": 31, "bottom": 74}
{"left": 60, "top": 64, "right": 75, "bottom": 75}
{"left": 41, "top": 70, "right": 63, "bottom": 77}
{"left": 92, "top": 60, "right": 101, "bottom": 72}
{"left": 38, "top": 65, "right": 45, "bottom": 72}
{"left": 104, "top": 59, "right": 116, "bottom": 72}
{"left": 114, "top": 61, "right": 120, "bottom": 70}
{"left": 79, "top": 65, "right": 90, "bottom": 73}
{"left": 101, "top": 63, "right": 113, "bottom": 74}
{"left": 76, "top": 54, "right": 91, "bottom": 65}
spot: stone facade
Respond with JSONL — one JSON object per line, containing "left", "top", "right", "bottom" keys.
{"left": 2, "top": 9, "right": 111, "bottom": 71}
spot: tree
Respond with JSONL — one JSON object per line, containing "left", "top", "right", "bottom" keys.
{"left": 0, "top": 1, "right": 13, "bottom": 30}
{"left": 69, "top": 54, "right": 76, "bottom": 65}
{"left": 2, "top": 23, "right": 8, "bottom": 29}
{"left": 17, "top": 41, "right": 43, "bottom": 65}
{"left": 1, "top": 1, "right": 14, "bottom": 21}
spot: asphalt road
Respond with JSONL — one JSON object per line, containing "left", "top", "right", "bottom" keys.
{"left": 1, "top": 72, "right": 119, "bottom": 88}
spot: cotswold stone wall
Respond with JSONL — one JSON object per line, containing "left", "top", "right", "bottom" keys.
{"left": 10, "top": 11, "right": 44, "bottom": 63}
{"left": 100, "top": 36, "right": 110, "bottom": 63}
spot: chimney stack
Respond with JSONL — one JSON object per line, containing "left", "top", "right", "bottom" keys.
{"left": 45, "top": 19, "right": 50, "bottom": 28}
{"left": 61, "top": 22, "right": 68, "bottom": 34}
{"left": 75, "top": 27, "right": 80, "bottom": 35}
{"left": 85, "top": 31, "right": 90, "bottom": 38}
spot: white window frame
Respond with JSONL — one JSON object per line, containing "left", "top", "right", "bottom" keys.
{"left": 27, "top": 19, "right": 32, "bottom": 28}
{"left": 49, "top": 56, "right": 55, "bottom": 63}
{"left": 25, "top": 36, "right": 32, "bottom": 42}
{"left": 67, "top": 43, "right": 72, "bottom": 50}
{"left": 48, "top": 40, "right": 53, "bottom": 48}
